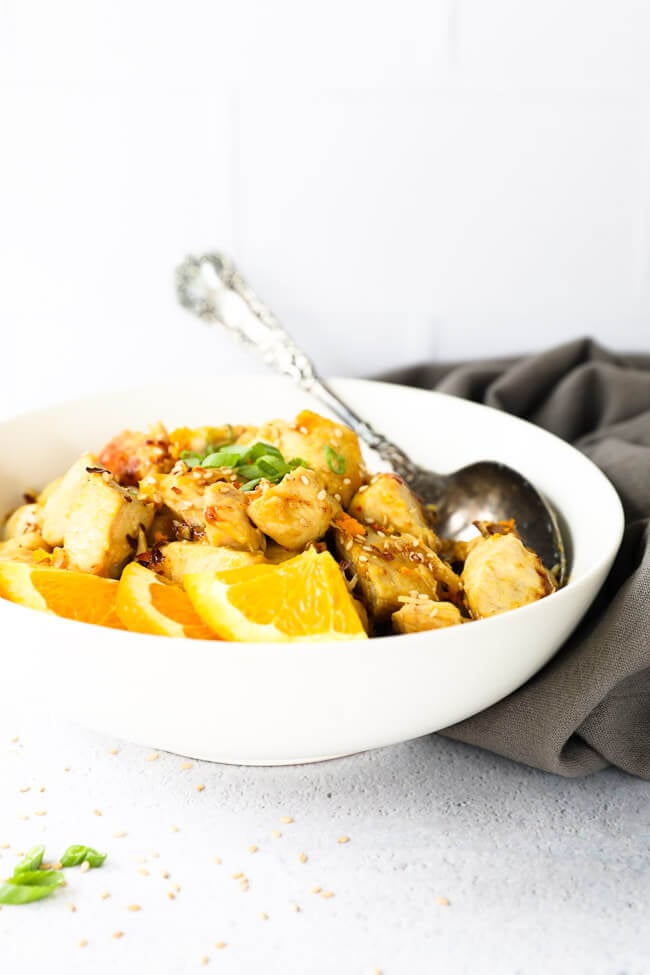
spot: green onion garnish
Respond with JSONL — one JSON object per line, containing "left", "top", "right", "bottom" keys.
{"left": 59, "top": 845, "right": 107, "bottom": 869}
{"left": 0, "top": 843, "right": 107, "bottom": 906}
{"left": 189, "top": 441, "right": 309, "bottom": 491}
{"left": 325, "top": 444, "right": 346, "bottom": 475}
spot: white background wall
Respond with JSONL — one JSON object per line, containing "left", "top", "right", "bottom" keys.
{"left": 1, "top": 1, "right": 650, "bottom": 417}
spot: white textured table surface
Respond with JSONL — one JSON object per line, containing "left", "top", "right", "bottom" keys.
{"left": 0, "top": 716, "right": 648, "bottom": 975}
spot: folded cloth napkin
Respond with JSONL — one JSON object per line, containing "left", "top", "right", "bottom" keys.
{"left": 378, "top": 338, "right": 650, "bottom": 779}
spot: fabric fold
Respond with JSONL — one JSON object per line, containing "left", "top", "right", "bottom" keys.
{"left": 378, "top": 338, "right": 650, "bottom": 778}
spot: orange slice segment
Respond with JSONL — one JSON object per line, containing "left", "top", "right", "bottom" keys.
{"left": 116, "top": 561, "right": 216, "bottom": 640}
{"left": 0, "top": 561, "right": 124, "bottom": 629}
{"left": 184, "top": 548, "right": 368, "bottom": 643}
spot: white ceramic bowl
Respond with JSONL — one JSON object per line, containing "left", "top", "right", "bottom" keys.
{"left": 0, "top": 377, "right": 623, "bottom": 764}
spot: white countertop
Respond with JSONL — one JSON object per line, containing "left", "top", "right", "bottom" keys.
{"left": 1, "top": 714, "right": 648, "bottom": 975}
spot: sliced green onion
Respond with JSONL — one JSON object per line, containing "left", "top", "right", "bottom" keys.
{"left": 59, "top": 845, "right": 107, "bottom": 869}
{"left": 0, "top": 876, "right": 63, "bottom": 905}
{"left": 14, "top": 845, "right": 45, "bottom": 874}
{"left": 239, "top": 478, "right": 263, "bottom": 492}
{"left": 325, "top": 445, "right": 346, "bottom": 475}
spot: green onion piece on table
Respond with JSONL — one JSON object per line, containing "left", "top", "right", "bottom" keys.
{"left": 60, "top": 845, "right": 107, "bottom": 869}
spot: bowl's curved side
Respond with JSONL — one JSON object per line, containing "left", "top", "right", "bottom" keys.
{"left": 0, "top": 376, "right": 624, "bottom": 763}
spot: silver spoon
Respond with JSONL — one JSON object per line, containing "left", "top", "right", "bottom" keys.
{"left": 175, "top": 252, "right": 567, "bottom": 583}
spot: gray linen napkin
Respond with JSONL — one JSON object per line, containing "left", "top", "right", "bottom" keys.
{"left": 378, "top": 338, "right": 650, "bottom": 779}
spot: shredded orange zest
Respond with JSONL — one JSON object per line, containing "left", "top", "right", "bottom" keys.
{"left": 334, "top": 513, "right": 367, "bottom": 537}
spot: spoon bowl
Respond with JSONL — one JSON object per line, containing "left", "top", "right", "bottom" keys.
{"left": 176, "top": 252, "right": 567, "bottom": 582}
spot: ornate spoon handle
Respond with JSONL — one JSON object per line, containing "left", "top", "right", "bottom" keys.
{"left": 176, "top": 252, "right": 426, "bottom": 482}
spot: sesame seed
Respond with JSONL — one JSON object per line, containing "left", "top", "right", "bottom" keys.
{"left": 337, "top": 835, "right": 350, "bottom": 844}
{"left": 196, "top": 784, "right": 205, "bottom": 793}
{"left": 180, "top": 761, "right": 193, "bottom": 770}
{"left": 271, "top": 830, "right": 282, "bottom": 839}
{"left": 214, "top": 941, "right": 226, "bottom": 950}
{"left": 289, "top": 902, "right": 300, "bottom": 913}
{"left": 100, "top": 891, "right": 110, "bottom": 900}
{"left": 436, "top": 896, "right": 450, "bottom": 907}
{"left": 311, "top": 885, "right": 322, "bottom": 894}
{"left": 0, "top": 843, "right": 9, "bottom": 850}
{"left": 260, "top": 911, "right": 269, "bottom": 920}
{"left": 146, "top": 752, "right": 160, "bottom": 762}
{"left": 171, "top": 825, "right": 180, "bottom": 832}
{"left": 321, "top": 890, "right": 335, "bottom": 899}
{"left": 213, "top": 857, "right": 222, "bottom": 865}
{"left": 112, "top": 931, "right": 124, "bottom": 940}
{"left": 137, "top": 868, "right": 149, "bottom": 877}
{"left": 113, "top": 831, "right": 127, "bottom": 839}
{"left": 201, "top": 955, "right": 209, "bottom": 965}
{"left": 300, "top": 474, "right": 309, "bottom": 486}
{"left": 19, "top": 786, "right": 30, "bottom": 793}
{"left": 298, "top": 426, "right": 308, "bottom": 435}
{"left": 34, "top": 810, "right": 47, "bottom": 817}
{"left": 127, "top": 904, "right": 142, "bottom": 912}
{"left": 333, "top": 493, "right": 342, "bottom": 502}
{"left": 80, "top": 861, "right": 91, "bottom": 874}
{"left": 63, "top": 766, "right": 71, "bottom": 772}
{"left": 173, "top": 883, "right": 181, "bottom": 893}
{"left": 298, "top": 853, "right": 308, "bottom": 864}
{"left": 109, "top": 748, "right": 120, "bottom": 755}
{"left": 162, "top": 870, "right": 170, "bottom": 879}
{"left": 10, "top": 736, "right": 19, "bottom": 743}
{"left": 343, "top": 477, "right": 351, "bottom": 485}
{"left": 248, "top": 844, "right": 258, "bottom": 853}
{"left": 67, "top": 903, "right": 77, "bottom": 912}
{"left": 151, "top": 851, "right": 160, "bottom": 859}
{"left": 93, "top": 809, "right": 102, "bottom": 816}
{"left": 317, "top": 489, "right": 327, "bottom": 500}
{"left": 231, "top": 872, "right": 244, "bottom": 880}
{"left": 280, "top": 816, "right": 294, "bottom": 824}
{"left": 78, "top": 939, "right": 88, "bottom": 948}
{"left": 167, "top": 891, "right": 175, "bottom": 900}
{"left": 358, "top": 555, "right": 368, "bottom": 564}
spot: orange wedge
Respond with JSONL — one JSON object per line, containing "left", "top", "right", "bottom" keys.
{"left": 116, "top": 561, "right": 216, "bottom": 640}
{"left": 0, "top": 561, "right": 124, "bottom": 629}
{"left": 184, "top": 548, "right": 368, "bottom": 643}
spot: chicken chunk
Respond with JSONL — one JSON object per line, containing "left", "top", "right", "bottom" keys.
{"left": 157, "top": 541, "right": 265, "bottom": 586}
{"left": 4, "top": 503, "right": 43, "bottom": 540}
{"left": 144, "top": 468, "right": 264, "bottom": 552}
{"left": 0, "top": 534, "right": 51, "bottom": 562}
{"left": 348, "top": 474, "right": 438, "bottom": 549}
{"left": 41, "top": 453, "right": 97, "bottom": 546}
{"left": 97, "top": 423, "right": 173, "bottom": 487}
{"left": 253, "top": 411, "right": 365, "bottom": 507}
{"left": 392, "top": 597, "right": 464, "bottom": 634}
{"left": 462, "top": 529, "right": 555, "bottom": 619}
{"left": 62, "top": 469, "right": 155, "bottom": 577}
{"left": 247, "top": 468, "right": 339, "bottom": 550}
{"left": 334, "top": 526, "right": 461, "bottom": 623}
